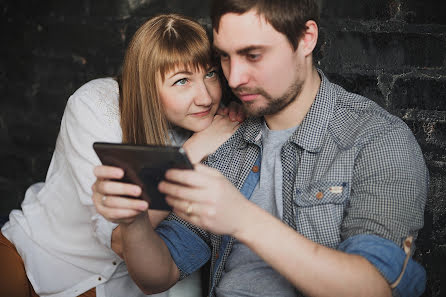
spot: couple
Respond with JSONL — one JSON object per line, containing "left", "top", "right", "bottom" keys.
{"left": 2, "top": 1, "right": 429, "bottom": 297}
{"left": 93, "top": 1, "right": 428, "bottom": 297}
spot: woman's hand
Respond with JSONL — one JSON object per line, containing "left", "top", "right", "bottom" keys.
{"left": 217, "top": 101, "right": 246, "bottom": 122}
{"left": 183, "top": 114, "right": 240, "bottom": 164}
{"left": 92, "top": 165, "right": 171, "bottom": 226}
{"left": 91, "top": 165, "right": 148, "bottom": 225}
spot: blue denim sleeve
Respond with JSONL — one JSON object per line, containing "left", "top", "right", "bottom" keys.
{"left": 338, "top": 234, "right": 426, "bottom": 297}
{"left": 156, "top": 220, "right": 211, "bottom": 277}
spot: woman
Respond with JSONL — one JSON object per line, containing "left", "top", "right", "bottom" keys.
{"left": 0, "top": 14, "right": 241, "bottom": 297}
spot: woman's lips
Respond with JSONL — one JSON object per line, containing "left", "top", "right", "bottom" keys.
{"left": 190, "top": 108, "right": 211, "bottom": 117}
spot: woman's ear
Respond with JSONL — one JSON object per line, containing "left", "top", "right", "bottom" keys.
{"left": 299, "top": 20, "right": 318, "bottom": 57}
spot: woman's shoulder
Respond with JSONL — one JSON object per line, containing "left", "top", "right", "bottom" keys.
{"left": 70, "top": 77, "right": 119, "bottom": 104}
{"left": 66, "top": 77, "right": 120, "bottom": 120}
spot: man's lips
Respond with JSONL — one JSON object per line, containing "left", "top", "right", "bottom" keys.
{"left": 190, "top": 108, "right": 211, "bottom": 117}
{"left": 237, "top": 93, "right": 259, "bottom": 102}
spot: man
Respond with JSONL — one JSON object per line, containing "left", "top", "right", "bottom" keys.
{"left": 93, "top": 1, "right": 428, "bottom": 296}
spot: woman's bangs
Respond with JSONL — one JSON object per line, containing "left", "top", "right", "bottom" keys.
{"left": 158, "top": 36, "right": 213, "bottom": 81}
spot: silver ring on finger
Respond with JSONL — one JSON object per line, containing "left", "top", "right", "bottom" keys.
{"left": 101, "top": 196, "right": 107, "bottom": 205}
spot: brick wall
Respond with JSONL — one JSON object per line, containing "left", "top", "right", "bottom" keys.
{"left": 1, "top": 0, "right": 445, "bottom": 296}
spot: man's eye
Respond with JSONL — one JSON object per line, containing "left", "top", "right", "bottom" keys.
{"left": 219, "top": 53, "right": 229, "bottom": 61}
{"left": 247, "top": 54, "right": 260, "bottom": 61}
{"left": 173, "top": 78, "right": 188, "bottom": 86}
{"left": 206, "top": 70, "right": 217, "bottom": 78}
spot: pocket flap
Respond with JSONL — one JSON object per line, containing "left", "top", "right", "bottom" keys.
{"left": 295, "top": 181, "right": 349, "bottom": 207}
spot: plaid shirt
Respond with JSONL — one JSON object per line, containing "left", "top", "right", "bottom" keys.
{"left": 157, "top": 70, "right": 428, "bottom": 297}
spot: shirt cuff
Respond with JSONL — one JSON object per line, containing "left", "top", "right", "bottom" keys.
{"left": 156, "top": 220, "right": 211, "bottom": 279}
{"left": 91, "top": 214, "right": 118, "bottom": 249}
{"left": 338, "top": 234, "right": 426, "bottom": 297}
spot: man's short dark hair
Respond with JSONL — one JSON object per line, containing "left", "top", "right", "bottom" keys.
{"left": 211, "top": 0, "right": 320, "bottom": 51}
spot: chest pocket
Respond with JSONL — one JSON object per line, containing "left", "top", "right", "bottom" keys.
{"left": 293, "top": 181, "right": 349, "bottom": 248}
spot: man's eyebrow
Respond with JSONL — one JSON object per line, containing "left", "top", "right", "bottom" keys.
{"left": 212, "top": 45, "right": 226, "bottom": 55}
{"left": 213, "top": 45, "right": 265, "bottom": 56}
{"left": 237, "top": 46, "right": 264, "bottom": 55}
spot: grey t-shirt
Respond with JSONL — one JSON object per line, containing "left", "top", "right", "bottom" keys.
{"left": 215, "top": 122, "right": 298, "bottom": 297}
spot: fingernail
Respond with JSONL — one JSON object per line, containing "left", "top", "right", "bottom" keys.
{"left": 140, "top": 202, "right": 148, "bottom": 210}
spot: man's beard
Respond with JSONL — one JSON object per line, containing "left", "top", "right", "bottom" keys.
{"left": 234, "top": 79, "right": 303, "bottom": 118}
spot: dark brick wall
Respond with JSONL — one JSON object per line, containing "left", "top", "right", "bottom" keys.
{"left": 1, "top": 0, "right": 445, "bottom": 296}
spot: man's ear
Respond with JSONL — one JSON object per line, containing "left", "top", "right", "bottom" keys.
{"left": 299, "top": 20, "right": 318, "bottom": 57}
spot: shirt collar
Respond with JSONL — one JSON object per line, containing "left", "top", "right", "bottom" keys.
{"left": 241, "top": 117, "right": 263, "bottom": 146}
{"left": 289, "top": 69, "right": 336, "bottom": 153}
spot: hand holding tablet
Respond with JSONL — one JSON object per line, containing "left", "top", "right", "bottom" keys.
{"left": 93, "top": 142, "right": 193, "bottom": 211}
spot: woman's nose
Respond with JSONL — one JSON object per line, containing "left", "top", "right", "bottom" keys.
{"left": 194, "top": 83, "right": 213, "bottom": 106}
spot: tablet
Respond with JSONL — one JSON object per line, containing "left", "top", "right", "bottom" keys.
{"left": 93, "top": 142, "right": 193, "bottom": 211}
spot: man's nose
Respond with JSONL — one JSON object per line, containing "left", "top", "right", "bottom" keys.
{"left": 225, "top": 59, "right": 249, "bottom": 89}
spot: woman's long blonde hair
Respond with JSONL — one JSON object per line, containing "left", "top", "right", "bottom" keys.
{"left": 119, "top": 14, "right": 214, "bottom": 145}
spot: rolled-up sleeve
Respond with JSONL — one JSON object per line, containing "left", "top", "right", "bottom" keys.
{"left": 339, "top": 234, "right": 426, "bottom": 297}
{"left": 156, "top": 220, "right": 211, "bottom": 279}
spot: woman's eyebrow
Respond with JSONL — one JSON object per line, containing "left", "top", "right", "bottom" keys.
{"left": 168, "top": 70, "right": 193, "bottom": 79}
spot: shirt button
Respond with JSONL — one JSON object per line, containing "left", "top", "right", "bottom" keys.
{"left": 252, "top": 165, "right": 259, "bottom": 173}
{"left": 316, "top": 191, "right": 324, "bottom": 200}
{"left": 113, "top": 261, "right": 117, "bottom": 265}
{"left": 98, "top": 277, "right": 102, "bottom": 281}
{"left": 215, "top": 252, "right": 220, "bottom": 259}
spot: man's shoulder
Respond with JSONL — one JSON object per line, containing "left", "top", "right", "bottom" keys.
{"left": 327, "top": 81, "right": 411, "bottom": 149}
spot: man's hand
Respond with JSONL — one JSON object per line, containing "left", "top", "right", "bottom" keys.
{"left": 158, "top": 164, "right": 251, "bottom": 236}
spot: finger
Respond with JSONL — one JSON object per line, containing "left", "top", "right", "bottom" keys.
{"left": 163, "top": 168, "right": 205, "bottom": 187}
{"left": 165, "top": 196, "right": 202, "bottom": 225}
{"left": 194, "top": 163, "right": 221, "bottom": 177}
{"left": 100, "top": 206, "right": 144, "bottom": 223}
{"left": 92, "top": 190, "right": 105, "bottom": 207}
{"left": 229, "top": 108, "right": 237, "bottom": 122}
{"left": 165, "top": 196, "right": 190, "bottom": 212}
{"left": 236, "top": 109, "right": 246, "bottom": 122}
{"left": 92, "top": 195, "right": 140, "bottom": 222}
{"left": 95, "top": 180, "right": 142, "bottom": 198}
{"left": 216, "top": 106, "right": 229, "bottom": 116}
{"left": 102, "top": 195, "right": 148, "bottom": 211}
{"left": 94, "top": 165, "right": 124, "bottom": 179}
{"left": 158, "top": 180, "right": 203, "bottom": 202}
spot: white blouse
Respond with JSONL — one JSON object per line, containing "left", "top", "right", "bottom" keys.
{"left": 2, "top": 78, "right": 200, "bottom": 297}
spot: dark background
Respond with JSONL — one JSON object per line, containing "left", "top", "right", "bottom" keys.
{"left": 0, "top": 0, "right": 445, "bottom": 296}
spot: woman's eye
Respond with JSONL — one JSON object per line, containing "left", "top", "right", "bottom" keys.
{"left": 206, "top": 70, "right": 217, "bottom": 79}
{"left": 173, "top": 78, "right": 188, "bottom": 86}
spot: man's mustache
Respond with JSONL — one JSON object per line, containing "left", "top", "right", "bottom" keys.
{"left": 232, "top": 87, "right": 270, "bottom": 100}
